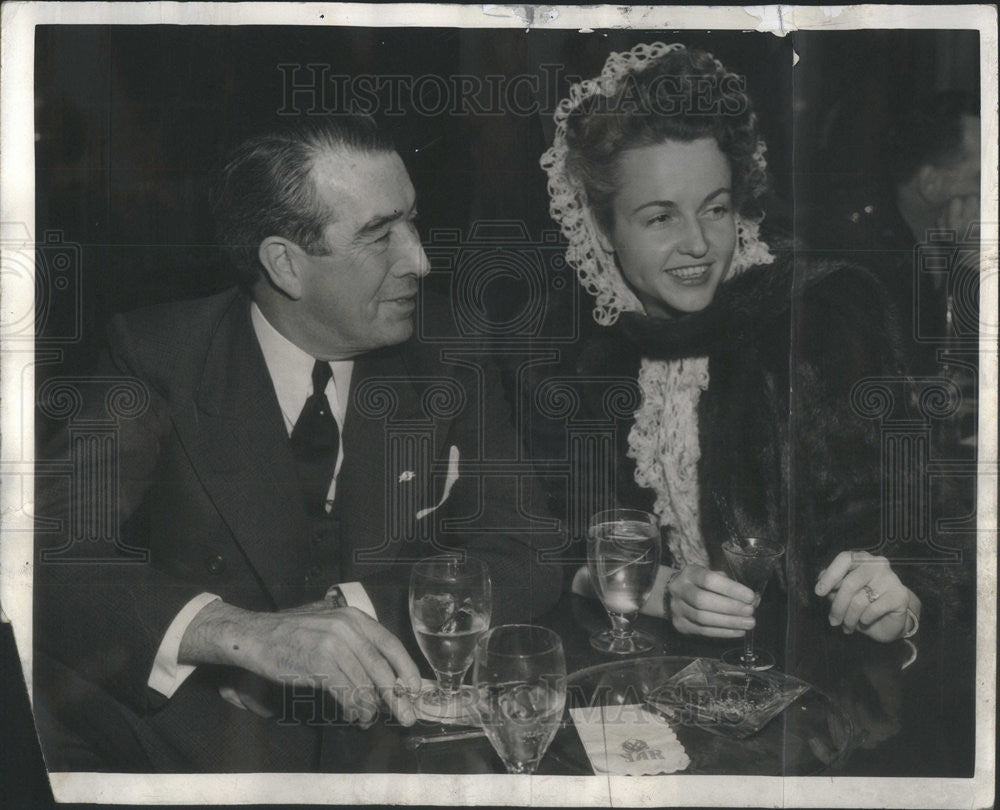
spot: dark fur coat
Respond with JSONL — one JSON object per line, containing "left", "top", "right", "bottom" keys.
{"left": 530, "top": 246, "right": 972, "bottom": 634}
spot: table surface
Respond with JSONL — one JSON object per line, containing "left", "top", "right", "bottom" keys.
{"left": 340, "top": 590, "right": 976, "bottom": 777}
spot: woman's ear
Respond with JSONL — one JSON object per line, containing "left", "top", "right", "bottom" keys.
{"left": 258, "top": 237, "right": 303, "bottom": 300}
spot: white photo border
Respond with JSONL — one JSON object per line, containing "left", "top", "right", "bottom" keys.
{"left": 2, "top": 3, "right": 996, "bottom": 807}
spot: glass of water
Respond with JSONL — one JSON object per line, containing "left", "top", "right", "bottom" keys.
{"left": 587, "top": 508, "right": 661, "bottom": 654}
{"left": 409, "top": 555, "right": 491, "bottom": 723}
{"left": 473, "top": 625, "right": 566, "bottom": 774}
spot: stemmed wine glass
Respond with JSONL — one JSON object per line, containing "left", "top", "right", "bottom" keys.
{"left": 473, "top": 625, "right": 567, "bottom": 774}
{"left": 587, "top": 509, "right": 661, "bottom": 654}
{"left": 720, "top": 537, "right": 785, "bottom": 671}
{"left": 409, "top": 555, "right": 491, "bottom": 722}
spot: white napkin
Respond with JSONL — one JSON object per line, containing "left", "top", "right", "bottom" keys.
{"left": 570, "top": 704, "right": 690, "bottom": 775}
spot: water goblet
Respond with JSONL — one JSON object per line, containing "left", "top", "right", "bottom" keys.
{"left": 409, "top": 555, "right": 491, "bottom": 722}
{"left": 720, "top": 537, "right": 785, "bottom": 672}
{"left": 587, "top": 509, "right": 661, "bottom": 654}
{"left": 473, "top": 625, "right": 567, "bottom": 774}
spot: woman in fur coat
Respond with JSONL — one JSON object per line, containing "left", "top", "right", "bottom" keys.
{"left": 538, "top": 42, "right": 942, "bottom": 648}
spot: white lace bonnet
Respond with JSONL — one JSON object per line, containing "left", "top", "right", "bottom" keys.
{"left": 539, "top": 41, "right": 774, "bottom": 325}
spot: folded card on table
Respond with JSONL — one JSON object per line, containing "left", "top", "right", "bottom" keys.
{"left": 569, "top": 704, "right": 690, "bottom": 775}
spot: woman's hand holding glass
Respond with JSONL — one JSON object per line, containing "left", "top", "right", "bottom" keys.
{"left": 572, "top": 563, "right": 756, "bottom": 637}
{"left": 587, "top": 509, "right": 661, "bottom": 654}
{"left": 666, "top": 564, "right": 758, "bottom": 638}
{"left": 815, "top": 550, "right": 919, "bottom": 642}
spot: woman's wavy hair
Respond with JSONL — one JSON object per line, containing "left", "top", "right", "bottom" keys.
{"left": 564, "top": 47, "right": 768, "bottom": 236}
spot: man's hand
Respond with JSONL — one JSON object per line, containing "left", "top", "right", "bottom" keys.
{"left": 179, "top": 600, "right": 422, "bottom": 726}
{"left": 815, "top": 550, "right": 919, "bottom": 643}
{"left": 666, "top": 564, "right": 756, "bottom": 638}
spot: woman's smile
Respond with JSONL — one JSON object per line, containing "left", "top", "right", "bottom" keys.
{"left": 663, "top": 262, "right": 714, "bottom": 284}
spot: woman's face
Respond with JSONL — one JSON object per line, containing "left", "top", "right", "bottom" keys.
{"left": 605, "top": 137, "right": 737, "bottom": 317}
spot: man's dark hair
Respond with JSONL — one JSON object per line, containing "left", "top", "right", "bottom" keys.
{"left": 214, "top": 114, "right": 395, "bottom": 287}
{"left": 888, "top": 90, "right": 980, "bottom": 185}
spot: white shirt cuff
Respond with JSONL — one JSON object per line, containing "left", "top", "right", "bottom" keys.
{"left": 147, "top": 592, "right": 221, "bottom": 698}
{"left": 325, "top": 581, "right": 378, "bottom": 621}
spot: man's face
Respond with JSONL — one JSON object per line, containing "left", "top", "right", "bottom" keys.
{"left": 294, "top": 149, "right": 429, "bottom": 359}
{"left": 935, "top": 114, "right": 981, "bottom": 200}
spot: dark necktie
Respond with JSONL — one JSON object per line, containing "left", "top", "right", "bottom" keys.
{"left": 290, "top": 360, "right": 340, "bottom": 515}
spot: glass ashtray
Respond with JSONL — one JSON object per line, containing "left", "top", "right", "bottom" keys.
{"left": 645, "top": 658, "right": 810, "bottom": 740}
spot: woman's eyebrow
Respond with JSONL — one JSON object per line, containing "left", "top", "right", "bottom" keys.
{"left": 701, "top": 187, "right": 731, "bottom": 204}
{"left": 631, "top": 199, "right": 678, "bottom": 216}
{"left": 630, "top": 187, "right": 730, "bottom": 217}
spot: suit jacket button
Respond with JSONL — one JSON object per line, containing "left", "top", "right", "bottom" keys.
{"left": 311, "top": 530, "right": 325, "bottom": 546}
{"left": 306, "top": 565, "right": 322, "bottom": 583}
{"left": 206, "top": 554, "right": 226, "bottom": 575}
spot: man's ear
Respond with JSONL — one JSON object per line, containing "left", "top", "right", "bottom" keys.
{"left": 258, "top": 237, "right": 303, "bottom": 300}
{"left": 916, "top": 164, "right": 946, "bottom": 206}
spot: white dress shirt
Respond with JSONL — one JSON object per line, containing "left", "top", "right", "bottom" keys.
{"left": 147, "top": 302, "right": 375, "bottom": 700}
{"left": 251, "top": 301, "right": 352, "bottom": 505}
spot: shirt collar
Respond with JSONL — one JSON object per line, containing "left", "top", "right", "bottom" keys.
{"left": 250, "top": 302, "right": 352, "bottom": 429}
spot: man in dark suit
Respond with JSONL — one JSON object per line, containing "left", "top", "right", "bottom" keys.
{"left": 33, "top": 114, "right": 562, "bottom": 772}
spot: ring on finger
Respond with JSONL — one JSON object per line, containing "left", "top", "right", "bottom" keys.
{"left": 863, "top": 585, "right": 880, "bottom": 604}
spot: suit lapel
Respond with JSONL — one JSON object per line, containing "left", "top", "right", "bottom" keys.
{"left": 173, "top": 294, "right": 311, "bottom": 608}
{"left": 337, "top": 344, "right": 441, "bottom": 576}
{"left": 172, "top": 301, "right": 456, "bottom": 595}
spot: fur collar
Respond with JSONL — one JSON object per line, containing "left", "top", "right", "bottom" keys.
{"left": 608, "top": 248, "right": 853, "bottom": 359}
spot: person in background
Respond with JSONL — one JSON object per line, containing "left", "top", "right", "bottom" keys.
{"left": 808, "top": 91, "right": 981, "bottom": 375}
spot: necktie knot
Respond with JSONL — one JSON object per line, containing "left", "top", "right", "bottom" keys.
{"left": 311, "top": 359, "right": 332, "bottom": 396}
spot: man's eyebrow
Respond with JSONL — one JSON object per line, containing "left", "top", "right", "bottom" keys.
{"left": 357, "top": 211, "right": 404, "bottom": 236}
{"left": 355, "top": 203, "right": 417, "bottom": 239}
{"left": 630, "top": 187, "right": 730, "bottom": 217}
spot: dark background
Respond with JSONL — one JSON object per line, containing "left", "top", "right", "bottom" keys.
{"left": 13, "top": 25, "right": 981, "bottom": 803}
{"left": 33, "top": 27, "right": 795, "bottom": 388}
{"left": 32, "top": 25, "right": 978, "bottom": 398}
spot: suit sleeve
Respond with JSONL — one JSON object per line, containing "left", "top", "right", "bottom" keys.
{"left": 33, "top": 316, "right": 213, "bottom": 716}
